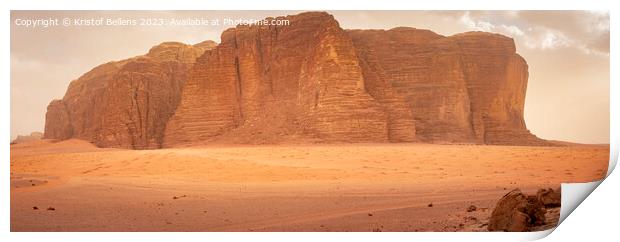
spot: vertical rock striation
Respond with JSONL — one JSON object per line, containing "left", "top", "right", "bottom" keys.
{"left": 44, "top": 11, "right": 546, "bottom": 149}
{"left": 348, "top": 28, "right": 546, "bottom": 145}
{"left": 43, "top": 41, "right": 215, "bottom": 149}
{"left": 163, "top": 12, "right": 390, "bottom": 146}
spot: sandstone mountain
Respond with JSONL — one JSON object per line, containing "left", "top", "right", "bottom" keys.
{"left": 44, "top": 41, "right": 216, "bottom": 149}
{"left": 44, "top": 12, "right": 547, "bottom": 149}
{"left": 11, "top": 131, "right": 43, "bottom": 144}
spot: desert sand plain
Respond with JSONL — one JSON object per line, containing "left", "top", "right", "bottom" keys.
{"left": 10, "top": 139, "right": 608, "bottom": 232}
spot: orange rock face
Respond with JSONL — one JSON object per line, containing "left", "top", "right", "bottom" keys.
{"left": 43, "top": 41, "right": 216, "bottom": 149}
{"left": 348, "top": 29, "right": 545, "bottom": 145}
{"left": 164, "top": 12, "right": 389, "bottom": 146}
{"left": 44, "top": 12, "right": 546, "bottom": 149}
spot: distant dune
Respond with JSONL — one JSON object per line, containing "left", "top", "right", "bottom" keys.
{"left": 10, "top": 138, "right": 101, "bottom": 156}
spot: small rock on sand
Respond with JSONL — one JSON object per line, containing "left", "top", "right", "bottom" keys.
{"left": 47, "top": 207, "right": 56, "bottom": 211}
{"left": 467, "top": 205, "right": 477, "bottom": 212}
{"left": 32, "top": 206, "right": 38, "bottom": 210}
{"left": 428, "top": 203, "right": 433, "bottom": 207}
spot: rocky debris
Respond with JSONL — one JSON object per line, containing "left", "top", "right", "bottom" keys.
{"left": 464, "top": 216, "right": 478, "bottom": 222}
{"left": 10, "top": 178, "right": 48, "bottom": 189}
{"left": 488, "top": 188, "right": 560, "bottom": 232}
{"left": 47, "top": 207, "right": 56, "bottom": 211}
{"left": 32, "top": 206, "right": 38, "bottom": 210}
{"left": 44, "top": 11, "right": 547, "bottom": 149}
{"left": 11, "top": 132, "right": 43, "bottom": 144}
{"left": 530, "top": 207, "right": 561, "bottom": 231}
{"left": 428, "top": 203, "right": 433, "bottom": 207}
{"left": 537, "top": 188, "right": 561, "bottom": 208}
{"left": 467, "top": 205, "right": 477, "bottom": 212}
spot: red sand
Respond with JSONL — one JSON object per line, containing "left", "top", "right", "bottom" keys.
{"left": 10, "top": 139, "right": 609, "bottom": 231}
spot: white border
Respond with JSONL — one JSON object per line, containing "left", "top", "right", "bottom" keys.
{"left": 2, "top": 1, "right": 617, "bottom": 241}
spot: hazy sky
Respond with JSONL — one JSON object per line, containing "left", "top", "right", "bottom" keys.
{"left": 10, "top": 11, "right": 610, "bottom": 144}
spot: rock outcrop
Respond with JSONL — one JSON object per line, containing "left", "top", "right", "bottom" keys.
{"left": 11, "top": 131, "right": 43, "bottom": 144}
{"left": 43, "top": 41, "right": 216, "bottom": 149}
{"left": 348, "top": 29, "right": 545, "bottom": 144}
{"left": 44, "top": 11, "right": 547, "bottom": 149}
{"left": 163, "top": 12, "right": 389, "bottom": 146}
{"left": 536, "top": 188, "right": 561, "bottom": 208}
{"left": 488, "top": 188, "right": 560, "bottom": 232}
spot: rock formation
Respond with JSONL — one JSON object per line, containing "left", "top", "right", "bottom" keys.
{"left": 488, "top": 188, "right": 560, "bottom": 232}
{"left": 488, "top": 189, "right": 547, "bottom": 232}
{"left": 11, "top": 131, "right": 43, "bottom": 144}
{"left": 348, "top": 28, "right": 544, "bottom": 144}
{"left": 536, "top": 188, "right": 561, "bottom": 208}
{"left": 43, "top": 41, "right": 216, "bottom": 149}
{"left": 44, "top": 11, "right": 547, "bottom": 149}
{"left": 163, "top": 12, "right": 389, "bottom": 146}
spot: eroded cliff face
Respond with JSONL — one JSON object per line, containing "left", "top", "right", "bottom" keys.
{"left": 348, "top": 29, "right": 545, "bottom": 145}
{"left": 449, "top": 32, "right": 542, "bottom": 145}
{"left": 163, "top": 12, "right": 390, "bottom": 146}
{"left": 43, "top": 41, "right": 216, "bottom": 149}
{"left": 44, "top": 11, "right": 545, "bottom": 149}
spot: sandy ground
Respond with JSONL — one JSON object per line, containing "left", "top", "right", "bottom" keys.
{"left": 10, "top": 139, "right": 609, "bottom": 232}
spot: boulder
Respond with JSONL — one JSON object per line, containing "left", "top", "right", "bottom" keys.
{"left": 488, "top": 189, "right": 547, "bottom": 232}
{"left": 537, "top": 188, "right": 561, "bottom": 208}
